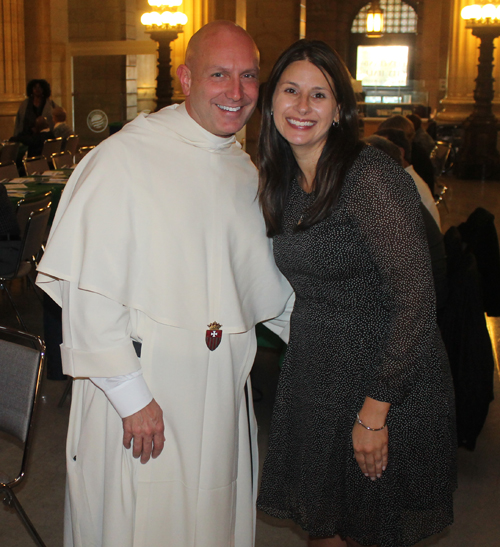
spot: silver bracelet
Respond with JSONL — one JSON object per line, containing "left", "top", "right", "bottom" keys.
{"left": 356, "top": 412, "right": 387, "bottom": 431}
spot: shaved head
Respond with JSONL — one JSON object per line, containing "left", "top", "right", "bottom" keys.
{"left": 177, "top": 20, "right": 260, "bottom": 137}
{"left": 185, "top": 21, "right": 259, "bottom": 70}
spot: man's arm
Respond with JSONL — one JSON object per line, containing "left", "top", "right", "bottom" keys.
{"left": 61, "top": 281, "right": 165, "bottom": 463}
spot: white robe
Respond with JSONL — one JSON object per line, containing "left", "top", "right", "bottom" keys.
{"left": 36, "top": 103, "right": 292, "bottom": 547}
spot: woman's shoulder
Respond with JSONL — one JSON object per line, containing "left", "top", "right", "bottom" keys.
{"left": 350, "top": 143, "right": 401, "bottom": 173}
{"left": 344, "top": 143, "right": 418, "bottom": 202}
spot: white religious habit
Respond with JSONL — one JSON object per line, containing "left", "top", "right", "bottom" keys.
{"left": 36, "top": 103, "right": 293, "bottom": 547}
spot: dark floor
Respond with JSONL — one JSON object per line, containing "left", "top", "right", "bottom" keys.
{"left": 1, "top": 174, "right": 500, "bottom": 546}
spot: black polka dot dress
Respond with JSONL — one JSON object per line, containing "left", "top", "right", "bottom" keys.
{"left": 257, "top": 146, "right": 457, "bottom": 547}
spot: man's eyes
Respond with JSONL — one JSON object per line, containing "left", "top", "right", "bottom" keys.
{"left": 210, "top": 72, "right": 257, "bottom": 79}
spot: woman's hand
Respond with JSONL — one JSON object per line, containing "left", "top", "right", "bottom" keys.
{"left": 352, "top": 397, "right": 390, "bottom": 480}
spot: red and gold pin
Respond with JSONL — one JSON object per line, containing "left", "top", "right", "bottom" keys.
{"left": 206, "top": 322, "right": 222, "bottom": 351}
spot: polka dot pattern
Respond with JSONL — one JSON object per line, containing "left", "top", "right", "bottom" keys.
{"left": 257, "top": 146, "right": 457, "bottom": 547}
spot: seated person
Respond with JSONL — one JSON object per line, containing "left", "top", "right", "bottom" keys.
{"left": 407, "top": 113, "right": 436, "bottom": 156}
{"left": 13, "top": 79, "right": 57, "bottom": 138}
{"left": 52, "top": 107, "right": 73, "bottom": 140}
{"left": 375, "top": 127, "right": 441, "bottom": 230}
{"left": 377, "top": 114, "right": 435, "bottom": 194}
{"left": 0, "top": 183, "right": 21, "bottom": 275}
{"left": 364, "top": 134, "right": 448, "bottom": 313}
{"left": 10, "top": 116, "right": 55, "bottom": 158}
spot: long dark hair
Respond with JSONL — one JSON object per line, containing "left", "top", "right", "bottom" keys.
{"left": 258, "top": 40, "right": 362, "bottom": 236}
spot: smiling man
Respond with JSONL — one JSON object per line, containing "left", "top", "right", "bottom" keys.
{"left": 36, "top": 20, "right": 292, "bottom": 547}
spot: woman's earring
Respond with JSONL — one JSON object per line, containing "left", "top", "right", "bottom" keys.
{"left": 332, "top": 120, "right": 339, "bottom": 127}
{"left": 271, "top": 110, "right": 274, "bottom": 116}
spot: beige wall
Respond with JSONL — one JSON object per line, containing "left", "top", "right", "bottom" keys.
{"left": 0, "top": 0, "right": 495, "bottom": 144}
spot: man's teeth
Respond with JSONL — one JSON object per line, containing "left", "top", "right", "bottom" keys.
{"left": 217, "top": 105, "right": 241, "bottom": 112}
{"left": 288, "top": 119, "right": 314, "bottom": 127}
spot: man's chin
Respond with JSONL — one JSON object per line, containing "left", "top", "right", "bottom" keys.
{"left": 214, "top": 121, "right": 248, "bottom": 138}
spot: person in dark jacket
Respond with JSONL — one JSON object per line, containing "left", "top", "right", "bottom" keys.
{"left": 0, "top": 183, "right": 21, "bottom": 275}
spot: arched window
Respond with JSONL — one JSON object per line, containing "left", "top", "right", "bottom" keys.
{"left": 351, "top": 0, "right": 417, "bottom": 34}
{"left": 348, "top": 0, "right": 423, "bottom": 117}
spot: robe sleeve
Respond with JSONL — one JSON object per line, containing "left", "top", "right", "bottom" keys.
{"left": 60, "top": 280, "right": 153, "bottom": 416}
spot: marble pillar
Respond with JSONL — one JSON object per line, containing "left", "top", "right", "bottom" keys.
{"left": 0, "top": 0, "right": 26, "bottom": 140}
{"left": 437, "top": 0, "right": 500, "bottom": 124}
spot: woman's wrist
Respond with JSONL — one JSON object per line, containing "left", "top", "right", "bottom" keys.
{"left": 358, "top": 396, "right": 391, "bottom": 429}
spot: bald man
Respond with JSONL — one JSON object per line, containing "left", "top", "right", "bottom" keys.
{"left": 37, "top": 21, "right": 292, "bottom": 547}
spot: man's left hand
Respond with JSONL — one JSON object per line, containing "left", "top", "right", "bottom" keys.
{"left": 122, "top": 398, "right": 165, "bottom": 464}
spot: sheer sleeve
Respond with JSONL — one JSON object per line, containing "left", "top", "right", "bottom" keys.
{"left": 345, "top": 150, "right": 437, "bottom": 405}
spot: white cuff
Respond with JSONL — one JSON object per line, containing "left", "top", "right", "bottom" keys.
{"left": 91, "top": 370, "right": 154, "bottom": 418}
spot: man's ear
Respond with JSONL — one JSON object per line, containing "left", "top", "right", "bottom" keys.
{"left": 177, "top": 64, "right": 192, "bottom": 96}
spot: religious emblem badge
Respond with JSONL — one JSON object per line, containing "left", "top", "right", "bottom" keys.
{"left": 206, "top": 322, "right": 223, "bottom": 351}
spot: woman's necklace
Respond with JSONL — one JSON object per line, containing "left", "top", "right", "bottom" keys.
{"left": 296, "top": 177, "right": 314, "bottom": 226}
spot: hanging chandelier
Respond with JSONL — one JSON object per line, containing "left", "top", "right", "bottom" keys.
{"left": 366, "top": 0, "right": 384, "bottom": 38}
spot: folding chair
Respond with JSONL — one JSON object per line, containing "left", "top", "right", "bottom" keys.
{"left": 0, "top": 161, "right": 20, "bottom": 180}
{"left": 51, "top": 151, "right": 73, "bottom": 169}
{"left": 64, "top": 135, "right": 79, "bottom": 157}
{"left": 16, "top": 192, "right": 52, "bottom": 238}
{"left": 430, "top": 141, "right": 453, "bottom": 177}
{"left": 41, "top": 138, "right": 63, "bottom": 161}
{"left": 23, "top": 156, "right": 50, "bottom": 176}
{"left": 74, "top": 145, "right": 95, "bottom": 164}
{"left": 0, "top": 325, "right": 46, "bottom": 547}
{"left": 0, "top": 142, "right": 20, "bottom": 164}
{"left": 0, "top": 205, "right": 51, "bottom": 331}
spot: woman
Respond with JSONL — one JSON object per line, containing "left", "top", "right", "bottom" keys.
{"left": 256, "top": 40, "right": 456, "bottom": 547}
{"left": 13, "top": 79, "right": 56, "bottom": 137}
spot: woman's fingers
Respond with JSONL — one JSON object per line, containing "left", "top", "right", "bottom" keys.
{"left": 352, "top": 423, "right": 389, "bottom": 480}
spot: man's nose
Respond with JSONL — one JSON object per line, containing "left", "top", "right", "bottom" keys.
{"left": 226, "top": 77, "right": 244, "bottom": 101}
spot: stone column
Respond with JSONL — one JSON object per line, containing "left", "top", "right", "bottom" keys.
{"left": 0, "top": 0, "right": 26, "bottom": 140}
{"left": 437, "top": 0, "right": 500, "bottom": 123}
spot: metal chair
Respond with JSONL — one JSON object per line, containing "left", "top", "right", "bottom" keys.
{"left": 51, "top": 151, "right": 74, "bottom": 169}
{"left": 16, "top": 192, "right": 52, "bottom": 239}
{"left": 0, "top": 205, "right": 51, "bottom": 331}
{"left": 23, "top": 156, "right": 50, "bottom": 176}
{"left": 74, "top": 145, "right": 95, "bottom": 163}
{"left": 0, "top": 161, "right": 20, "bottom": 180}
{"left": 0, "top": 142, "right": 20, "bottom": 164}
{"left": 41, "top": 138, "right": 63, "bottom": 161}
{"left": 430, "top": 141, "right": 453, "bottom": 177}
{"left": 0, "top": 325, "right": 46, "bottom": 547}
{"left": 64, "top": 134, "right": 79, "bottom": 156}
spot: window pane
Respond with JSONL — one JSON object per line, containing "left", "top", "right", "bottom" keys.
{"left": 351, "top": 0, "right": 417, "bottom": 34}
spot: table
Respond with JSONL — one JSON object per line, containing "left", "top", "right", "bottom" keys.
{"left": 3, "top": 169, "right": 73, "bottom": 219}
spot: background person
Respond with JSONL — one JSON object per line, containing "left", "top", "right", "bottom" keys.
{"left": 377, "top": 113, "right": 435, "bottom": 195}
{"left": 52, "top": 106, "right": 73, "bottom": 140}
{"left": 13, "top": 79, "right": 57, "bottom": 137}
{"left": 375, "top": 127, "right": 441, "bottom": 230}
{"left": 0, "top": 183, "right": 21, "bottom": 275}
{"left": 10, "top": 115, "right": 54, "bottom": 158}
{"left": 256, "top": 39, "right": 456, "bottom": 547}
{"left": 407, "top": 113, "right": 435, "bottom": 156}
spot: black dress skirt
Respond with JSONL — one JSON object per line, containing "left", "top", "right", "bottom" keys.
{"left": 257, "top": 146, "right": 457, "bottom": 547}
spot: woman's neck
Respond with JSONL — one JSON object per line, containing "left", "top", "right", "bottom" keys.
{"left": 293, "top": 147, "right": 322, "bottom": 193}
